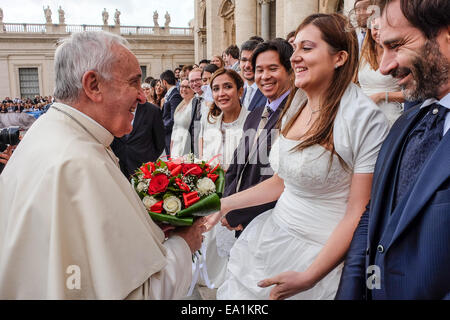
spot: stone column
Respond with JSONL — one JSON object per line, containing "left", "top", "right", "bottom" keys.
{"left": 284, "top": 0, "right": 318, "bottom": 37}
{"left": 259, "top": 0, "right": 272, "bottom": 40}
{"left": 206, "top": 0, "right": 222, "bottom": 57}
{"left": 276, "top": 0, "right": 285, "bottom": 38}
{"left": 235, "top": 0, "right": 257, "bottom": 46}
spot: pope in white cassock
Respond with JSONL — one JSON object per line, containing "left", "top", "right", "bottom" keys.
{"left": 0, "top": 31, "right": 205, "bottom": 299}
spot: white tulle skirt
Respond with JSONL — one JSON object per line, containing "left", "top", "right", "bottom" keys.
{"left": 216, "top": 210, "right": 343, "bottom": 300}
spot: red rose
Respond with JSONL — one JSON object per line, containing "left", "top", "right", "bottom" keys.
{"left": 182, "top": 164, "right": 203, "bottom": 177}
{"left": 148, "top": 174, "right": 169, "bottom": 194}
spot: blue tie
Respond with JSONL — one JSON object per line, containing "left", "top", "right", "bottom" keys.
{"left": 395, "top": 103, "right": 448, "bottom": 207}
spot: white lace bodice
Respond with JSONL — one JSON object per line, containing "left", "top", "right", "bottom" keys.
{"left": 270, "top": 136, "right": 352, "bottom": 198}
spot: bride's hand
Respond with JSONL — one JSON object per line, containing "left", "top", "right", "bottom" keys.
{"left": 204, "top": 198, "right": 230, "bottom": 231}
{"left": 257, "top": 271, "right": 315, "bottom": 300}
{"left": 204, "top": 211, "right": 222, "bottom": 231}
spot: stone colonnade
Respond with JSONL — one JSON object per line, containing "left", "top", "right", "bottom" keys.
{"left": 195, "top": 0, "right": 357, "bottom": 62}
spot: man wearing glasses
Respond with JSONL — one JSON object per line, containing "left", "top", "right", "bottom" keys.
{"left": 188, "top": 68, "right": 209, "bottom": 157}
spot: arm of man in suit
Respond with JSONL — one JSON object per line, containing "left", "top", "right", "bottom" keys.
{"left": 168, "top": 93, "right": 182, "bottom": 133}
{"left": 334, "top": 202, "right": 370, "bottom": 300}
{"left": 152, "top": 105, "right": 166, "bottom": 158}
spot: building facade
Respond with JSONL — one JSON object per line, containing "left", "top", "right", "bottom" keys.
{"left": 194, "top": 0, "right": 358, "bottom": 62}
{"left": 0, "top": 22, "right": 194, "bottom": 99}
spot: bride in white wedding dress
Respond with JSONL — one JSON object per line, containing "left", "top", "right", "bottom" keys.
{"left": 205, "top": 13, "right": 390, "bottom": 300}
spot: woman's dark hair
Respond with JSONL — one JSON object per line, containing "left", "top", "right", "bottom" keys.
{"left": 150, "top": 79, "right": 166, "bottom": 106}
{"left": 286, "top": 30, "right": 296, "bottom": 41}
{"left": 202, "top": 64, "right": 219, "bottom": 76}
{"left": 207, "top": 68, "right": 244, "bottom": 123}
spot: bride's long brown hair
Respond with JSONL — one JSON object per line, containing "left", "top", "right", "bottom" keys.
{"left": 278, "top": 13, "right": 359, "bottom": 169}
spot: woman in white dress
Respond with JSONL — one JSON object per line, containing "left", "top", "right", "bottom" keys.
{"left": 198, "top": 68, "right": 249, "bottom": 288}
{"left": 206, "top": 13, "right": 390, "bottom": 300}
{"left": 358, "top": 16, "right": 404, "bottom": 127}
{"left": 170, "top": 79, "right": 194, "bottom": 158}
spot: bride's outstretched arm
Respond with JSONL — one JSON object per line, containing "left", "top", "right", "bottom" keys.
{"left": 205, "top": 174, "right": 285, "bottom": 230}
{"left": 258, "top": 173, "right": 373, "bottom": 300}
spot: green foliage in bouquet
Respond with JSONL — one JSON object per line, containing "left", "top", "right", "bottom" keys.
{"left": 131, "top": 156, "right": 225, "bottom": 226}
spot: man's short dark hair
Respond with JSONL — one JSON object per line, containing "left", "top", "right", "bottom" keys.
{"left": 251, "top": 39, "right": 294, "bottom": 73}
{"left": 160, "top": 70, "right": 177, "bottom": 86}
{"left": 225, "top": 45, "right": 240, "bottom": 59}
{"left": 249, "top": 36, "right": 264, "bottom": 43}
{"left": 202, "top": 64, "right": 219, "bottom": 76}
{"left": 377, "top": 0, "right": 450, "bottom": 39}
{"left": 174, "top": 67, "right": 181, "bottom": 72}
{"left": 240, "top": 40, "right": 260, "bottom": 56}
{"left": 199, "top": 59, "right": 210, "bottom": 65}
{"left": 144, "top": 76, "right": 154, "bottom": 84}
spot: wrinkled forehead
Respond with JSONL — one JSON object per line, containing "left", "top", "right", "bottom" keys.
{"left": 380, "top": 0, "right": 412, "bottom": 32}
{"left": 380, "top": 1, "right": 415, "bottom": 40}
{"left": 189, "top": 70, "right": 202, "bottom": 80}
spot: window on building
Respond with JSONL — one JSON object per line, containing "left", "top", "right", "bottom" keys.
{"left": 140, "top": 66, "right": 147, "bottom": 82}
{"left": 19, "top": 68, "right": 40, "bottom": 99}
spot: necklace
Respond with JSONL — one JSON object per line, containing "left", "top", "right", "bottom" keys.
{"left": 306, "top": 104, "right": 321, "bottom": 125}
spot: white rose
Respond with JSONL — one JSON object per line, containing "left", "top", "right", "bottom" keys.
{"left": 136, "top": 181, "right": 147, "bottom": 193}
{"left": 142, "top": 196, "right": 158, "bottom": 210}
{"left": 163, "top": 196, "right": 182, "bottom": 215}
{"left": 196, "top": 177, "right": 216, "bottom": 196}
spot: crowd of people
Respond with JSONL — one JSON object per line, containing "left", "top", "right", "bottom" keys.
{"left": 0, "top": 96, "right": 53, "bottom": 114}
{"left": 0, "top": 0, "right": 449, "bottom": 301}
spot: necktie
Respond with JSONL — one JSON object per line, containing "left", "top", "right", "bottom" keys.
{"left": 195, "top": 97, "right": 203, "bottom": 120}
{"left": 252, "top": 106, "right": 274, "bottom": 147}
{"left": 394, "top": 103, "right": 448, "bottom": 207}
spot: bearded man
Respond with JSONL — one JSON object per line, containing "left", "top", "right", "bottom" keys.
{"left": 336, "top": 0, "right": 450, "bottom": 299}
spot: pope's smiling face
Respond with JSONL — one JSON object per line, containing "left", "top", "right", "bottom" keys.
{"left": 100, "top": 44, "right": 146, "bottom": 137}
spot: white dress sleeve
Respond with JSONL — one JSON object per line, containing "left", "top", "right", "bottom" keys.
{"left": 334, "top": 83, "right": 390, "bottom": 174}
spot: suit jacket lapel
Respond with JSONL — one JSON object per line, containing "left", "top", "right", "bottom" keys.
{"left": 386, "top": 129, "right": 450, "bottom": 250}
{"left": 368, "top": 107, "right": 422, "bottom": 245}
{"left": 241, "top": 87, "right": 247, "bottom": 104}
{"left": 125, "top": 104, "right": 145, "bottom": 140}
{"left": 249, "top": 89, "right": 265, "bottom": 111}
{"left": 247, "top": 98, "right": 286, "bottom": 161}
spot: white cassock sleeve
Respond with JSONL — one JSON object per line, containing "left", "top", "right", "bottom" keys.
{"left": 125, "top": 235, "right": 192, "bottom": 299}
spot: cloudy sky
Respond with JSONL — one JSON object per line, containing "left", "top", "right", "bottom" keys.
{"left": 0, "top": 0, "right": 194, "bottom": 27}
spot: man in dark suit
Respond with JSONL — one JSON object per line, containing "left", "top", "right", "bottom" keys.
{"left": 187, "top": 68, "right": 206, "bottom": 158}
{"left": 240, "top": 39, "right": 267, "bottom": 112}
{"left": 160, "top": 70, "right": 182, "bottom": 155}
{"left": 336, "top": 0, "right": 450, "bottom": 300}
{"left": 111, "top": 102, "right": 165, "bottom": 179}
{"left": 221, "top": 39, "right": 294, "bottom": 237}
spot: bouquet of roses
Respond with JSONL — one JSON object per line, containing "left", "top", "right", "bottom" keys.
{"left": 131, "top": 154, "right": 225, "bottom": 227}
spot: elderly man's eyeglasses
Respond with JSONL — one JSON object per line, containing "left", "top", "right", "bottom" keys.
{"left": 189, "top": 79, "right": 202, "bottom": 84}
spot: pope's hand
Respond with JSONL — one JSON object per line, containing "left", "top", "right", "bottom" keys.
{"left": 173, "top": 217, "right": 206, "bottom": 254}
{"left": 257, "top": 271, "right": 315, "bottom": 300}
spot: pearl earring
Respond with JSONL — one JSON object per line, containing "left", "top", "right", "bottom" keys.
{"left": 335, "top": 65, "right": 339, "bottom": 69}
